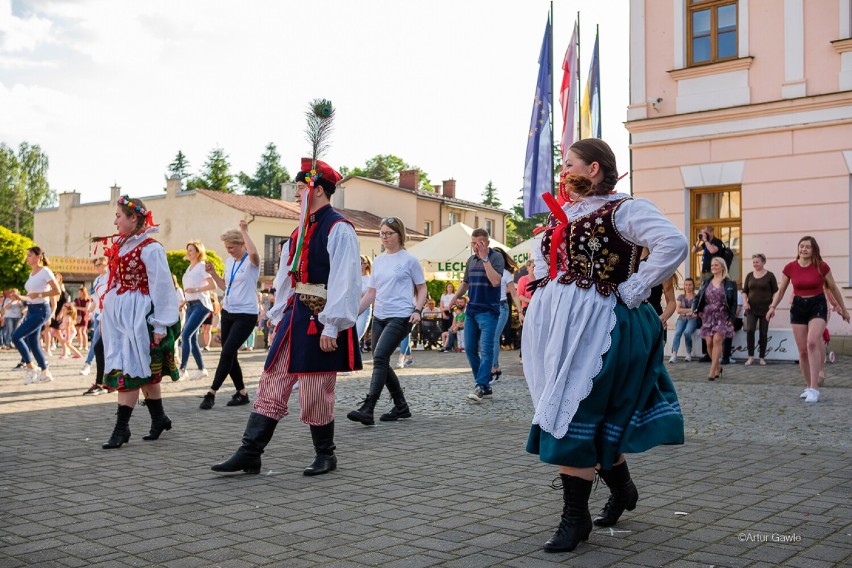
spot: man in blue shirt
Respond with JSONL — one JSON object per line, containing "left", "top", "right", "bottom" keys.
{"left": 450, "top": 228, "right": 505, "bottom": 402}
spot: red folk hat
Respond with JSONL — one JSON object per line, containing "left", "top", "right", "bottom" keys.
{"left": 299, "top": 158, "right": 343, "bottom": 189}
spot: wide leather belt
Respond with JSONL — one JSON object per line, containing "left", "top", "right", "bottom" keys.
{"left": 296, "top": 282, "right": 327, "bottom": 313}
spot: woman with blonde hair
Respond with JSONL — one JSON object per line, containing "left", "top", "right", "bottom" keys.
{"left": 694, "top": 257, "right": 737, "bottom": 381}
{"left": 356, "top": 255, "right": 373, "bottom": 346}
{"left": 180, "top": 240, "right": 216, "bottom": 381}
{"left": 199, "top": 221, "right": 260, "bottom": 410}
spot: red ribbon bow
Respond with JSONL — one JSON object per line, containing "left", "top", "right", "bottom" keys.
{"left": 541, "top": 193, "right": 569, "bottom": 280}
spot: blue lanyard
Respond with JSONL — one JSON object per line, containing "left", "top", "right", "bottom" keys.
{"left": 226, "top": 253, "right": 248, "bottom": 297}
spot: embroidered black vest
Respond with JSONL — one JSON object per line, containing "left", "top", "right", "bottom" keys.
{"left": 269, "top": 205, "right": 362, "bottom": 374}
{"left": 540, "top": 197, "right": 641, "bottom": 300}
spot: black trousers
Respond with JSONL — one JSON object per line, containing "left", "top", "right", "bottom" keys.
{"left": 746, "top": 312, "right": 770, "bottom": 358}
{"left": 210, "top": 310, "right": 257, "bottom": 392}
{"left": 368, "top": 316, "right": 411, "bottom": 398}
{"left": 92, "top": 336, "right": 105, "bottom": 385}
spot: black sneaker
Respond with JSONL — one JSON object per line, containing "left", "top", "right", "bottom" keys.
{"left": 467, "top": 386, "right": 493, "bottom": 402}
{"left": 199, "top": 393, "right": 215, "bottom": 410}
{"left": 14, "top": 362, "right": 25, "bottom": 369}
{"left": 699, "top": 355, "right": 712, "bottom": 363}
{"left": 226, "top": 392, "right": 250, "bottom": 406}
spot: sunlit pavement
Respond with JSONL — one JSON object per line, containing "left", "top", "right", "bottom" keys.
{"left": 1, "top": 345, "right": 849, "bottom": 567}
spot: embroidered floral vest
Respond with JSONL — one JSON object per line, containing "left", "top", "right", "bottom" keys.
{"left": 540, "top": 197, "right": 641, "bottom": 299}
{"left": 112, "top": 238, "right": 157, "bottom": 295}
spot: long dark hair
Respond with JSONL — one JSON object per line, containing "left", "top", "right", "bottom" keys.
{"left": 566, "top": 138, "right": 620, "bottom": 197}
{"left": 495, "top": 247, "right": 517, "bottom": 274}
{"left": 797, "top": 236, "right": 826, "bottom": 276}
{"left": 27, "top": 246, "right": 50, "bottom": 267}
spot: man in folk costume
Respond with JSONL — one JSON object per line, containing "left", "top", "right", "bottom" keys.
{"left": 212, "top": 100, "right": 362, "bottom": 476}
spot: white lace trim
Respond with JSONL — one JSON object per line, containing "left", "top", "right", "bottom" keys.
{"left": 564, "top": 193, "right": 628, "bottom": 221}
{"left": 523, "top": 282, "right": 619, "bottom": 439}
{"left": 618, "top": 274, "right": 651, "bottom": 309}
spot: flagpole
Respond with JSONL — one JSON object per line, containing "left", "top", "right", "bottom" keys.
{"left": 596, "top": 24, "right": 601, "bottom": 138}
{"left": 549, "top": 1, "right": 555, "bottom": 196}
{"left": 576, "top": 11, "right": 581, "bottom": 141}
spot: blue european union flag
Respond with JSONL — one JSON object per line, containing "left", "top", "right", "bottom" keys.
{"left": 523, "top": 16, "right": 553, "bottom": 219}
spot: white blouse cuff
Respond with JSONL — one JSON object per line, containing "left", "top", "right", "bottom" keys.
{"left": 618, "top": 275, "right": 651, "bottom": 309}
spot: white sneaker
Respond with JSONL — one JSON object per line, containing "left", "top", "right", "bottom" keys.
{"left": 800, "top": 389, "right": 810, "bottom": 399}
{"left": 668, "top": 355, "right": 677, "bottom": 364}
{"left": 191, "top": 369, "right": 209, "bottom": 381}
{"left": 23, "top": 368, "right": 38, "bottom": 384}
{"left": 36, "top": 369, "right": 54, "bottom": 383}
{"left": 804, "top": 389, "right": 819, "bottom": 403}
{"left": 685, "top": 355, "right": 692, "bottom": 362}
{"left": 80, "top": 363, "right": 92, "bottom": 376}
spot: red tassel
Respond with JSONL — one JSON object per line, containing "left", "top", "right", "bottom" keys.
{"left": 307, "top": 316, "right": 318, "bottom": 335}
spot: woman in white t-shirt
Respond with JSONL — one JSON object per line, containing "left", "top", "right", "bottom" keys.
{"left": 355, "top": 255, "right": 373, "bottom": 347}
{"left": 12, "top": 246, "right": 61, "bottom": 384}
{"left": 180, "top": 240, "right": 217, "bottom": 381}
{"left": 347, "top": 217, "right": 427, "bottom": 426}
{"left": 439, "top": 282, "right": 456, "bottom": 335}
{"left": 491, "top": 248, "right": 524, "bottom": 381}
{"left": 200, "top": 221, "right": 260, "bottom": 410}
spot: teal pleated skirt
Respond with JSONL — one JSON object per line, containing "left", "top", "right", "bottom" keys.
{"left": 526, "top": 302, "right": 684, "bottom": 469}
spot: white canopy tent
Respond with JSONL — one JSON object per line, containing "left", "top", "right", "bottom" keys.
{"left": 407, "top": 222, "right": 508, "bottom": 280}
{"left": 507, "top": 236, "right": 539, "bottom": 266}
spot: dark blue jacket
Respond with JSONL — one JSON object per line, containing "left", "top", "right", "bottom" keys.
{"left": 265, "top": 205, "right": 362, "bottom": 374}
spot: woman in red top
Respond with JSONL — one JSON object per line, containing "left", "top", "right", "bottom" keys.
{"left": 767, "top": 236, "right": 849, "bottom": 403}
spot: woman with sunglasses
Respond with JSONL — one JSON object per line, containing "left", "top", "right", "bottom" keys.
{"left": 347, "top": 217, "right": 427, "bottom": 425}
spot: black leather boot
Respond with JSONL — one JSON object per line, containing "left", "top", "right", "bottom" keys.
{"left": 543, "top": 474, "right": 593, "bottom": 553}
{"left": 142, "top": 398, "right": 172, "bottom": 441}
{"left": 347, "top": 394, "right": 379, "bottom": 426}
{"left": 380, "top": 384, "right": 411, "bottom": 422}
{"left": 103, "top": 405, "right": 133, "bottom": 449}
{"left": 594, "top": 461, "right": 639, "bottom": 527}
{"left": 211, "top": 412, "right": 279, "bottom": 474}
{"left": 304, "top": 421, "right": 337, "bottom": 476}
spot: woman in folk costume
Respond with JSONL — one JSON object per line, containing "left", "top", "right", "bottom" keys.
{"left": 212, "top": 100, "right": 361, "bottom": 476}
{"left": 96, "top": 196, "right": 181, "bottom": 449}
{"left": 523, "top": 139, "right": 688, "bottom": 553}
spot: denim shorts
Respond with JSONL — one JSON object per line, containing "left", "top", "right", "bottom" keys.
{"left": 789, "top": 293, "right": 828, "bottom": 325}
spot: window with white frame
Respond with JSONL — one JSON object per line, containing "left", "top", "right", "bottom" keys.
{"left": 448, "top": 212, "right": 459, "bottom": 226}
{"left": 485, "top": 218, "right": 494, "bottom": 237}
{"left": 424, "top": 221, "right": 432, "bottom": 236}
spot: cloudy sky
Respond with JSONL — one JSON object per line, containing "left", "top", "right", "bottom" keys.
{"left": 0, "top": 0, "right": 630, "bottom": 209}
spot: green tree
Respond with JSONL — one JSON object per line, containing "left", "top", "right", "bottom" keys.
{"left": 0, "top": 142, "right": 56, "bottom": 238}
{"left": 187, "top": 147, "right": 234, "bottom": 192}
{"left": 481, "top": 180, "right": 501, "bottom": 207}
{"left": 342, "top": 154, "right": 432, "bottom": 191}
{"left": 506, "top": 200, "right": 548, "bottom": 246}
{"left": 167, "top": 150, "right": 191, "bottom": 183}
{"left": 0, "top": 225, "right": 35, "bottom": 289}
{"left": 166, "top": 249, "right": 225, "bottom": 283}
{"left": 238, "top": 143, "right": 291, "bottom": 197}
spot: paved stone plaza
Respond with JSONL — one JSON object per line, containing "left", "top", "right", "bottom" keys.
{"left": 1, "top": 346, "right": 849, "bottom": 567}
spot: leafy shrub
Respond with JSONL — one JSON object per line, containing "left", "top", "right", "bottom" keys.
{"left": 0, "top": 225, "right": 36, "bottom": 289}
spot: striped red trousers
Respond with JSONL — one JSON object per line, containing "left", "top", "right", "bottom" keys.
{"left": 253, "top": 331, "right": 336, "bottom": 426}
